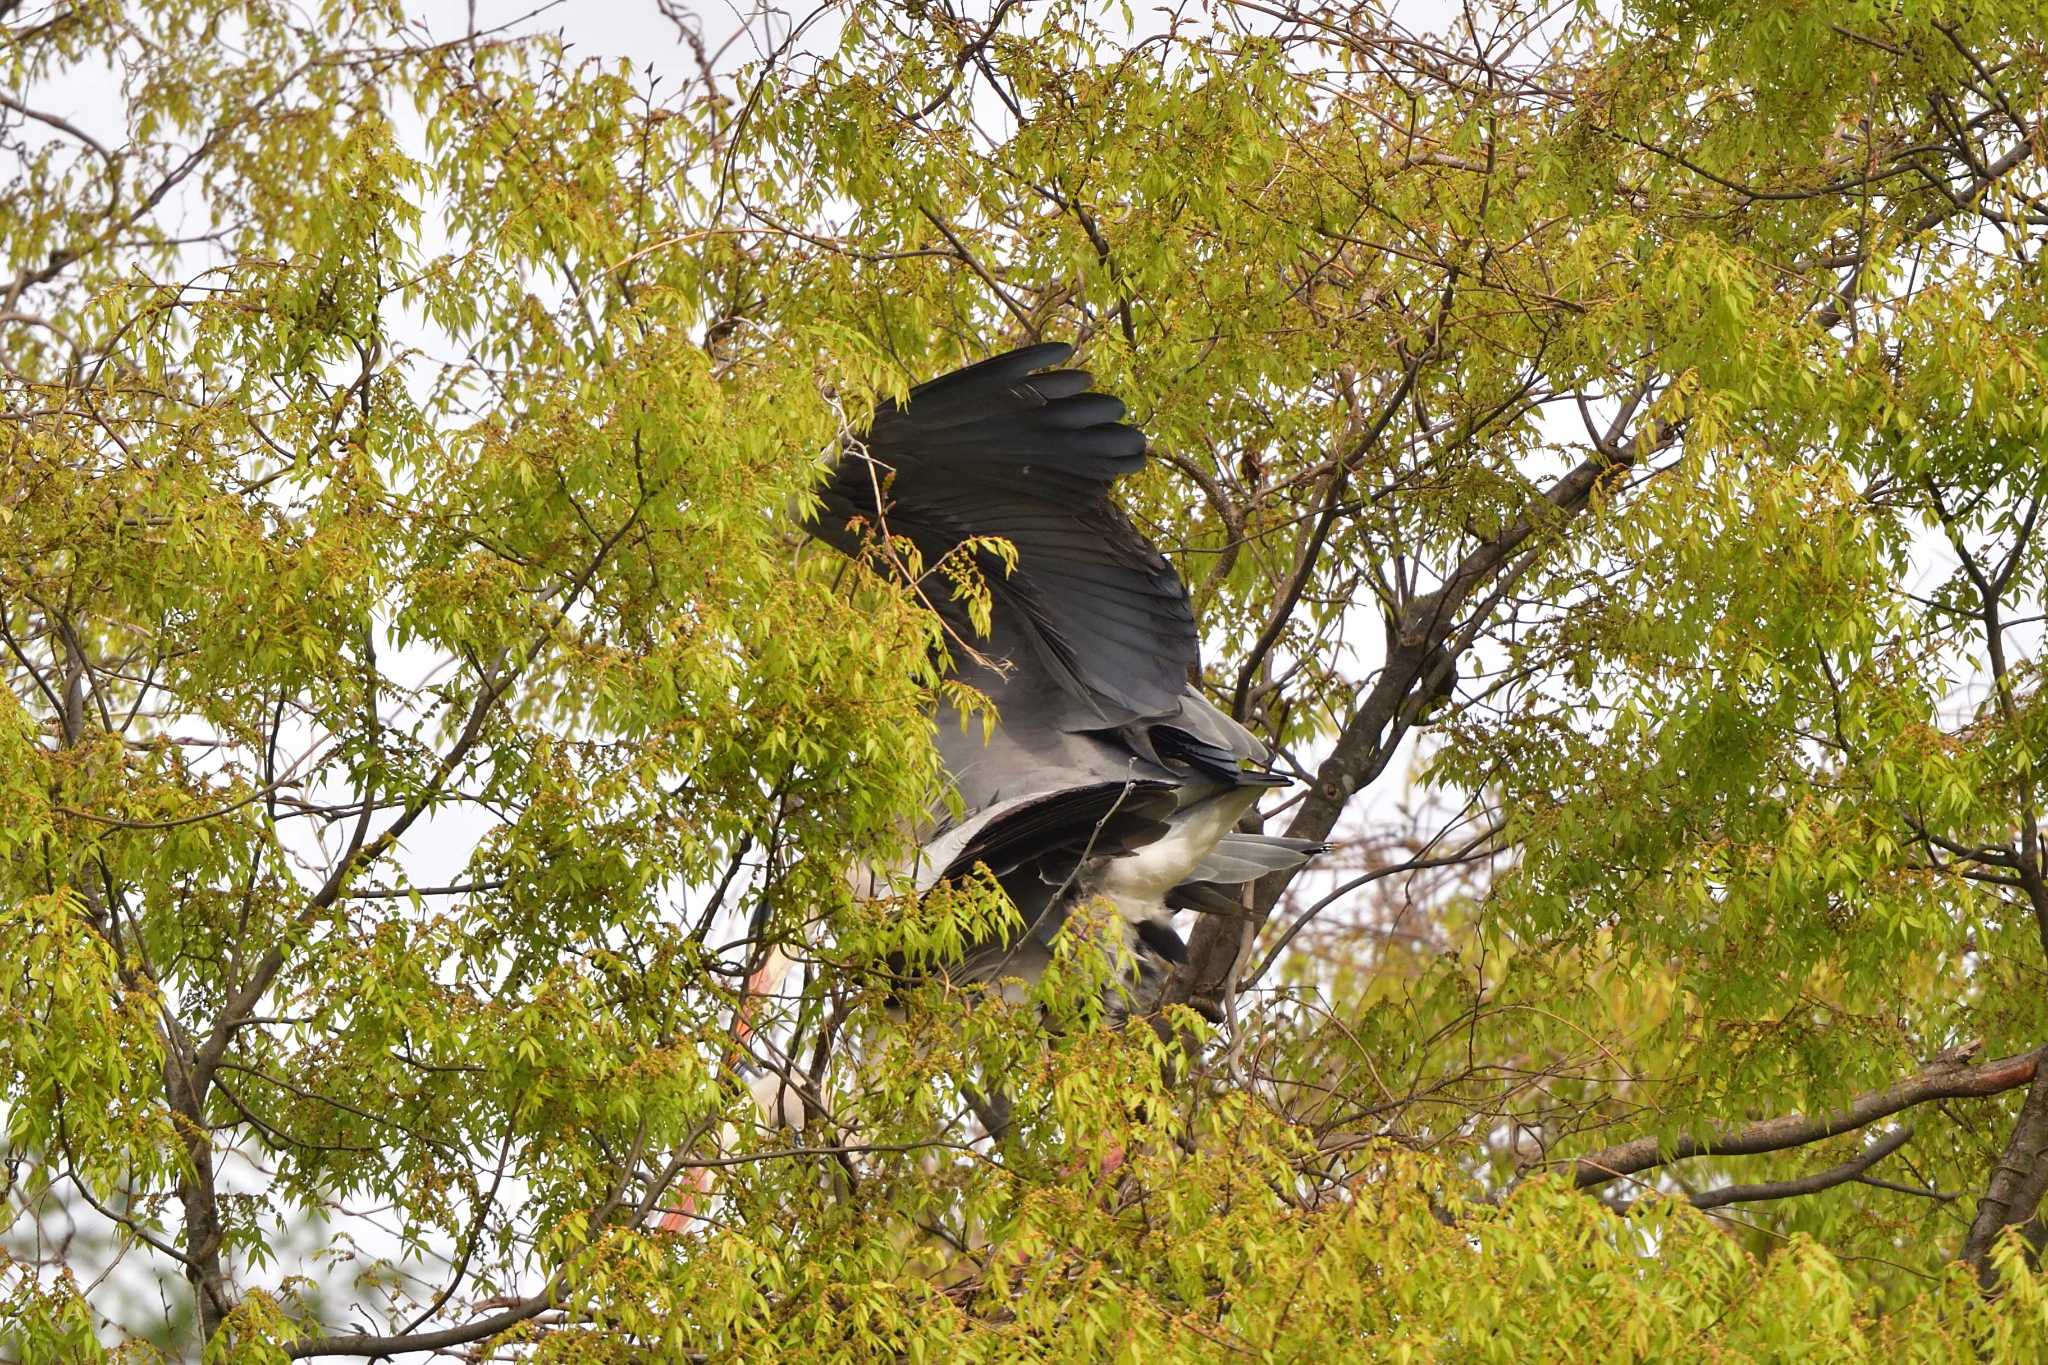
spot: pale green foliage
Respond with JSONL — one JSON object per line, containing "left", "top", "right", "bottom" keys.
{"left": 4, "top": 0, "right": 2048, "bottom": 1359}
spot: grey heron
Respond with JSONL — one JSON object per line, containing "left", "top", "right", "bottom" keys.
{"left": 807, "top": 343, "right": 1324, "bottom": 1011}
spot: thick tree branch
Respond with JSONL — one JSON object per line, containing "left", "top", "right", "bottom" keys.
{"left": 1961, "top": 1064, "right": 2048, "bottom": 1284}
{"left": 1173, "top": 387, "right": 1668, "bottom": 1009}
{"left": 288, "top": 1284, "right": 563, "bottom": 1360}
{"left": 1682, "top": 1125, "right": 1915, "bottom": 1211}
{"left": 1569, "top": 1046, "right": 2041, "bottom": 1190}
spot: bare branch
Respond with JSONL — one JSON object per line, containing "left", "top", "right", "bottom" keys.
{"left": 1570, "top": 1046, "right": 2041, "bottom": 1190}
{"left": 1683, "top": 1125, "right": 1915, "bottom": 1211}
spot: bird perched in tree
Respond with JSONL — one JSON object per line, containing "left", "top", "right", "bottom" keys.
{"left": 806, "top": 343, "right": 1323, "bottom": 1013}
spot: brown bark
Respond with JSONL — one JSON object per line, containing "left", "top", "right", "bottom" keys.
{"left": 1568, "top": 1046, "right": 2041, "bottom": 1190}
{"left": 166, "top": 1052, "right": 232, "bottom": 1343}
{"left": 1960, "top": 1070, "right": 2048, "bottom": 1286}
{"left": 1682, "top": 1123, "right": 1914, "bottom": 1211}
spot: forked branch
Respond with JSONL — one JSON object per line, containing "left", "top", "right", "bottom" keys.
{"left": 1569, "top": 1045, "right": 2041, "bottom": 1191}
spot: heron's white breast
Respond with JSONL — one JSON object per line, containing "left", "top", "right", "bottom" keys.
{"left": 1093, "top": 787, "right": 1263, "bottom": 923}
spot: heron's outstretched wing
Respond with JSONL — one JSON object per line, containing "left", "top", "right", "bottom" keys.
{"left": 909, "top": 780, "right": 1179, "bottom": 987}
{"left": 808, "top": 343, "right": 1198, "bottom": 726}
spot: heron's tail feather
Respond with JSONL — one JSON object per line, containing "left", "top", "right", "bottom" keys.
{"left": 1180, "top": 832, "right": 1330, "bottom": 887}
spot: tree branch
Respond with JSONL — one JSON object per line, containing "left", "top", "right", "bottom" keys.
{"left": 1569, "top": 1046, "right": 2041, "bottom": 1190}
{"left": 1174, "top": 387, "right": 1671, "bottom": 1009}
{"left": 287, "top": 1284, "right": 563, "bottom": 1360}
{"left": 1682, "top": 1124, "right": 1915, "bottom": 1211}
{"left": 1961, "top": 1062, "right": 2048, "bottom": 1284}
{"left": 1228, "top": 279, "right": 1456, "bottom": 720}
